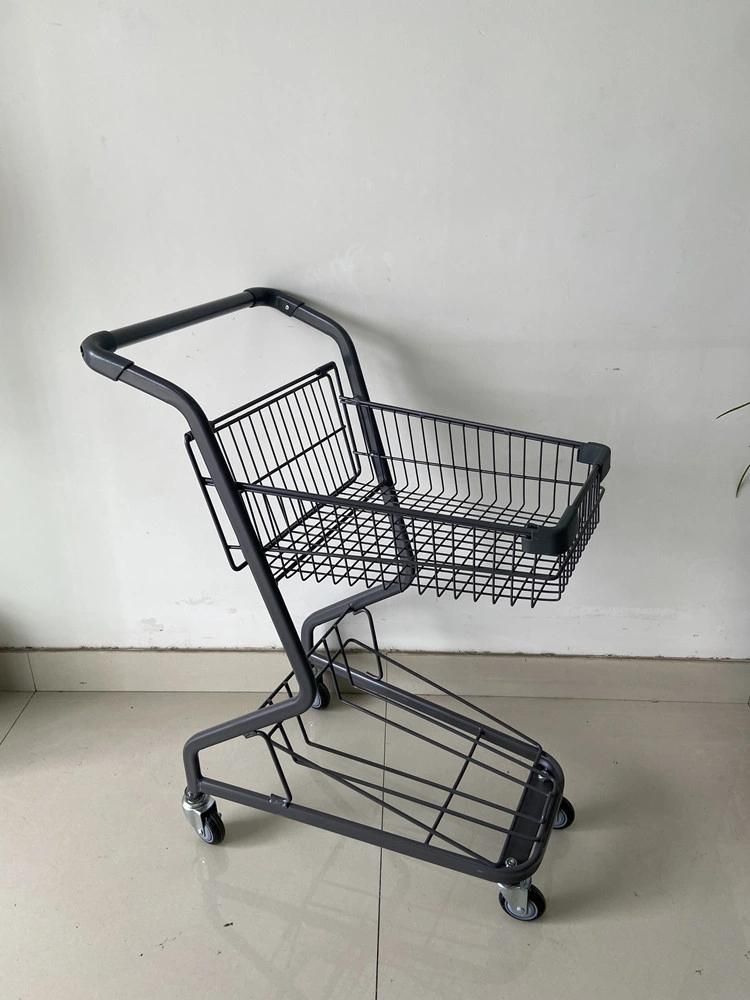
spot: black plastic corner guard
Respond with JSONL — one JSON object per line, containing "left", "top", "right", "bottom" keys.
{"left": 80, "top": 330, "right": 131, "bottom": 380}
{"left": 522, "top": 440, "right": 610, "bottom": 557}
{"left": 522, "top": 505, "right": 579, "bottom": 557}
{"left": 578, "top": 441, "right": 611, "bottom": 480}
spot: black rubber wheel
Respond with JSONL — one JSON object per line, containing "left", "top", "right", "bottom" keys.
{"left": 553, "top": 796, "right": 576, "bottom": 830}
{"left": 198, "top": 804, "right": 226, "bottom": 845}
{"left": 499, "top": 884, "right": 546, "bottom": 922}
{"left": 312, "top": 680, "right": 331, "bottom": 710}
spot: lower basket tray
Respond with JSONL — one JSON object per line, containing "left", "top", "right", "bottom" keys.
{"left": 203, "top": 611, "right": 564, "bottom": 882}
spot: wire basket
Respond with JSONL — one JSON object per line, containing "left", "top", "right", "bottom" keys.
{"left": 187, "top": 363, "right": 606, "bottom": 605}
{"left": 248, "top": 609, "right": 559, "bottom": 878}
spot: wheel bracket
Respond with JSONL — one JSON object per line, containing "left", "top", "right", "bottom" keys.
{"left": 498, "top": 877, "right": 532, "bottom": 917}
{"left": 181, "top": 790, "right": 215, "bottom": 834}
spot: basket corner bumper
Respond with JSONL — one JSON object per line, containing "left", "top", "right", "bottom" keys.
{"left": 522, "top": 507, "right": 579, "bottom": 557}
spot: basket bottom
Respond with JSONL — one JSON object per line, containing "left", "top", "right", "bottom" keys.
{"left": 199, "top": 615, "right": 564, "bottom": 881}
{"left": 262, "top": 488, "right": 591, "bottom": 605}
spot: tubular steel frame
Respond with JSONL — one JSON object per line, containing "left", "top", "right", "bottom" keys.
{"left": 81, "top": 287, "right": 610, "bottom": 892}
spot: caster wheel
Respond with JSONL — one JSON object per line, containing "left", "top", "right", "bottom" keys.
{"left": 312, "top": 680, "right": 331, "bottom": 710}
{"left": 499, "top": 884, "right": 546, "bottom": 922}
{"left": 197, "top": 803, "right": 225, "bottom": 845}
{"left": 553, "top": 796, "right": 576, "bottom": 830}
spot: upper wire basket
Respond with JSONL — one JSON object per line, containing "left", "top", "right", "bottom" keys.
{"left": 187, "top": 363, "right": 607, "bottom": 605}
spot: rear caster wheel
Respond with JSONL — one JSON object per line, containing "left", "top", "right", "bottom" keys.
{"left": 499, "top": 884, "right": 546, "bottom": 922}
{"left": 182, "top": 792, "right": 226, "bottom": 845}
{"left": 553, "top": 796, "right": 575, "bottom": 830}
{"left": 312, "top": 680, "right": 331, "bottom": 710}
{"left": 197, "top": 803, "right": 226, "bottom": 844}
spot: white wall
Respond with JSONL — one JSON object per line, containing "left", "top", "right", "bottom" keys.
{"left": 2, "top": 0, "right": 749, "bottom": 657}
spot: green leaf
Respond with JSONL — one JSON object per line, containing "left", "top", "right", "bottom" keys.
{"left": 736, "top": 462, "right": 750, "bottom": 498}
{"left": 716, "top": 399, "right": 750, "bottom": 419}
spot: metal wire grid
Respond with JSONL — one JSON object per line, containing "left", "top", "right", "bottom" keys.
{"left": 187, "top": 364, "right": 603, "bottom": 605}
{"left": 252, "top": 613, "right": 557, "bottom": 868}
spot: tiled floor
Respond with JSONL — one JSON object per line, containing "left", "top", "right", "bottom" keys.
{"left": 0, "top": 687, "right": 747, "bottom": 1000}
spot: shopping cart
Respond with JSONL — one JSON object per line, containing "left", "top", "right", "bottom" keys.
{"left": 81, "top": 287, "right": 610, "bottom": 921}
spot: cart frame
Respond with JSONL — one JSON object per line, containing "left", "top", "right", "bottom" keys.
{"left": 82, "top": 287, "right": 609, "bottom": 919}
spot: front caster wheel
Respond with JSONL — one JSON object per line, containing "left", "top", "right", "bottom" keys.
{"left": 312, "top": 680, "right": 331, "bottom": 710}
{"left": 553, "top": 796, "right": 576, "bottom": 830}
{"left": 197, "top": 803, "right": 226, "bottom": 844}
{"left": 182, "top": 792, "right": 226, "bottom": 845}
{"left": 499, "top": 884, "right": 546, "bottom": 922}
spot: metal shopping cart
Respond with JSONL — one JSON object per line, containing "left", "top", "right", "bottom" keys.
{"left": 81, "top": 287, "right": 610, "bottom": 921}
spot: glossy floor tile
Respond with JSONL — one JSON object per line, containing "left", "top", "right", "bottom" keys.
{"left": 0, "top": 692, "right": 381, "bottom": 1000}
{"left": 1, "top": 691, "right": 747, "bottom": 1000}
{"left": 378, "top": 698, "right": 750, "bottom": 1000}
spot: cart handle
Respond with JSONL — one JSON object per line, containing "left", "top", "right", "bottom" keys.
{"left": 80, "top": 288, "right": 411, "bottom": 735}
{"left": 81, "top": 283, "right": 400, "bottom": 538}
{"left": 81, "top": 284, "right": 399, "bottom": 535}
{"left": 80, "top": 286, "right": 372, "bottom": 400}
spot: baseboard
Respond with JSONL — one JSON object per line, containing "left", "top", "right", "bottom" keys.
{"left": 0, "top": 647, "right": 747, "bottom": 703}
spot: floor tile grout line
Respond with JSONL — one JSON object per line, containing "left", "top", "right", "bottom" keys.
{"left": 13, "top": 687, "right": 748, "bottom": 706}
{"left": 373, "top": 664, "right": 389, "bottom": 1000}
{"left": 26, "top": 650, "right": 38, "bottom": 692}
{"left": 374, "top": 799, "right": 384, "bottom": 999}
{"left": 0, "top": 691, "right": 35, "bottom": 749}
{"left": 350, "top": 694, "right": 749, "bottom": 707}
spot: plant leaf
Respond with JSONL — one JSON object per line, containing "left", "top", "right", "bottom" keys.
{"left": 736, "top": 462, "right": 750, "bottom": 498}
{"left": 716, "top": 399, "right": 750, "bottom": 419}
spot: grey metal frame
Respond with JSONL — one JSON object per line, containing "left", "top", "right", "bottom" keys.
{"left": 81, "top": 287, "right": 598, "bottom": 893}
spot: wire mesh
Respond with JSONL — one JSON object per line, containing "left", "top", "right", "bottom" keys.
{"left": 187, "top": 364, "right": 604, "bottom": 605}
{"left": 252, "top": 611, "right": 558, "bottom": 870}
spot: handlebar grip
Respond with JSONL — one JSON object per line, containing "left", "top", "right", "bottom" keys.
{"left": 79, "top": 286, "right": 365, "bottom": 397}
{"left": 81, "top": 290, "right": 259, "bottom": 380}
